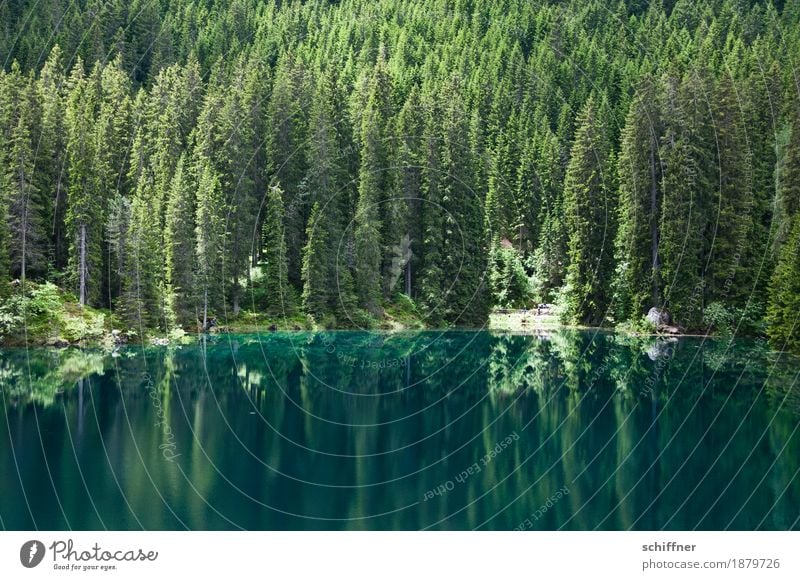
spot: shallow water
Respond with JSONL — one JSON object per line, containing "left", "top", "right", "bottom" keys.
{"left": 1, "top": 330, "right": 798, "bottom": 530}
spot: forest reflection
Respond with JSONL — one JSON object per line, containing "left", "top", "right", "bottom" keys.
{"left": 1, "top": 330, "right": 798, "bottom": 530}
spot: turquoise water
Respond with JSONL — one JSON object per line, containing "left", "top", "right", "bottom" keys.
{"left": 1, "top": 330, "right": 798, "bottom": 530}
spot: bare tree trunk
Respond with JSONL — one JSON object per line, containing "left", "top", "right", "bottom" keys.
{"left": 202, "top": 288, "right": 208, "bottom": 331}
{"left": 405, "top": 259, "right": 411, "bottom": 296}
{"left": 19, "top": 161, "right": 28, "bottom": 284}
{"left": 649, "top": 140, "right": 659, "bottom": 307}
{"left": 233, "top": 271, "right": 240, "bottom": 316}
{"left": 79, "top": 223, "right": 87, "bottom": 306}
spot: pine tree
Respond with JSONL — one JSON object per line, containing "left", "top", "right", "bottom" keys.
{"left": 438, "top": 75, "right": 488, "bottom": 325}
{"left": 778, "top": 107, "right": 800, "bottom": 246}
{"left": 353, "top": 56, "right": 392, "bottom": 315}
{"left": 0, "top": 69, "right": 11, "bottom": 292}
{"left": 393, "top": 85, "right": 424, "bottom": 297}
{"left": 265, "top": 53, "right": 308, "bottom": 290}
{"left": 195, "top": 161, "right": 226, "bottom": 330}
{"left": 302, "top": 201, "right": 331, "bottom": 319}
{"left": 120, "top": 170, "right": 163, "bottom": 331}
{"left": 658, "top": 72, "right": 713, "bottom": 329}
{"left": 37, "top": 46, "right": 68, "bottom": 272}
{"left": 65, "top": 59, "right": 103, "bottom": 306}
{"left": 3, "top": 64, "right": 46, "bottom": 283}
{"left": 562, "top": 95, "right": 616, "bottom": 325}
{"left": 164, "top": 154, "right": 197, "bottom": 328}
{"left": 705, "top": 74, "right": 750, "bottom": 308}
{"left": 300, "top": 75, "right": 355, "bottom": 317}
{"left": 766, "top": 213, "right": 800, "bottom": 352}
{"left": 263, "top": 184, "right": 291, "bottom": 314}
{"left": 217, "top": 57, "right": 257, "bottom": 316}
{"left": 614, "top": 78, "right": 663, "bottom": 322}
{"left": 418, "top": 87, "right": 445, "bottom": 323}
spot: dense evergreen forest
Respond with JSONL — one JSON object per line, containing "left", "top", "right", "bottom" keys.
{"left": 1, "top": 0, "right": 799, "bottom": 350}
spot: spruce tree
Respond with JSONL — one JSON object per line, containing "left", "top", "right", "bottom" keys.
{"left": 418, "top": 87, "right": 445, "bottom": 324}
{"left": 393, "top": 85, "right": 424, "bottom": 297}
{"left": 302, "top": 201, "right": 332, "bottom": 319}
{"left": 120, "top": 170, "right": 163, "bottom": 331}
{"left": 3, "top": 65, "right": 46, "bottom": 283}
{"left": 438, "top": 75, "right": 488, "bottom": 325}
{"left": 766, "top": 213, "right": 800, "bottom": 352}
{"left": 265, "top": 53, "right": 308, "bottom": 289}
{"left": 195, "top": 162, "right": 226, "bottom": 329}
{"left": 37, "top": 46, "right": 68, "bottom": 272}
{"left": 353, "top": 58, "right": 391, "bottom": 315}
{"left": 263, "top": 184, "right": 291, "bottom": 315}
{"left": 65, "top": 59, "right": 103, "bottom": 306}
{"left": 614, "top": 78, "right": 663, "bottom": 323}
{"left": 658, "top": 72, "right": 713, "bottom": 329}
{"left": 562, "top": 95, "right": 616, "bottom": 326}
{"left": 164, "top": 155, "right": 197, "bottom": 328}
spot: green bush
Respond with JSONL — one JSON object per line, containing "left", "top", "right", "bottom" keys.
{"left": 0, "top": 282, "right": 106, "bottom": 343}
{"left": 703, "top": 302, "right": 734, "bottom": 336}
{"left": 489, "top": 243, "right": 533, "bottom": 309}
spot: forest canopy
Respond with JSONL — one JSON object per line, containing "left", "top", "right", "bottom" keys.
{"left": 1, "top": 0, "right": 799, "bottom": 350}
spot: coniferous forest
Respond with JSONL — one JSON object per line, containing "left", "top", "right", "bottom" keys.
{"left": 1, "top": 0, "right": 800, "bottom": 350}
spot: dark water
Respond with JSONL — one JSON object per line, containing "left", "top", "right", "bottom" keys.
{"left": 1, "top": 330, "right": 799, "bottom": 530}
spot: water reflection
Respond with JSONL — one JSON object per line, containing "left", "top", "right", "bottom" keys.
{"left": 1, "top": 331, "right": 798, "bottom": 530}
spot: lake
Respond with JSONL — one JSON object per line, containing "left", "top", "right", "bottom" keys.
{"left": 1, "top": 330, "right": 798, "bottom": 530}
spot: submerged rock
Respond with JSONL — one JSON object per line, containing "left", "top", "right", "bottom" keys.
{"left": 647, "top": 337, "right": 679, "bottom": 361}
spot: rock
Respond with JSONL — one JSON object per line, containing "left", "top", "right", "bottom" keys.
{"left": 660, "top": 325, "right": 682, "bottom": 335}
{"left": 151, "top": 337, "right": 169, "bottom": 346}
{"left": 646, "top": 307, "right": 671, "bottom": 327}
{"left": 268, "top": 324, "right": 277, "bottom": 332}
{"left": 46, "top": 336, "right": 70, "bottom": 348}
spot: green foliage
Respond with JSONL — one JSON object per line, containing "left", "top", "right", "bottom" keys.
{"left": 262, "top": 184, "right": 292, "bottom": 314}
{"left": 489, "top": 241, "right": 533, "bottom": 309}
{"left": 703, "top": 302, "right": 735, "bottom": 337}
{"left": 561, "top": 96, "right": 616, "bottom": 326}
{"left": 1, "top": 0, "right": 799, "bottom": 340}
{"left": 767, "top": 215, "right": 800, "bottom": 351}
{"left": 0, "top": 282, "right": 106, "bottom": 343}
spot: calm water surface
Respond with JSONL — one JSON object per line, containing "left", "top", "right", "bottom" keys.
{"left": 1, "top": 330, "right": 798, "bottom": 530}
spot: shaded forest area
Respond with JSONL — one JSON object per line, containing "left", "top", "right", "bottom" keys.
{"left": 1, "top": 0, "right": 799, "bottom": 350}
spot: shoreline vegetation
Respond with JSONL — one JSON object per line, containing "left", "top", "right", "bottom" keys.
{"left": 0, "top": 280, "right": 757, "bottom": 348}
{"left": 1, "top": 1, "right": 799, "bottom": 353}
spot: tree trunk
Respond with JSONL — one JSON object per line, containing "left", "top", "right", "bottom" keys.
{"left": 233, "top": 271, "right": 240, "bottom": 316}
{"left": 202, "top": 288, "right": 208, "bottom": 331}
{"left": 79, "top": 223, "right": 87, "bottom": 306}
{"left": 649, "top": 137, "right": 659, "bottom": 307}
